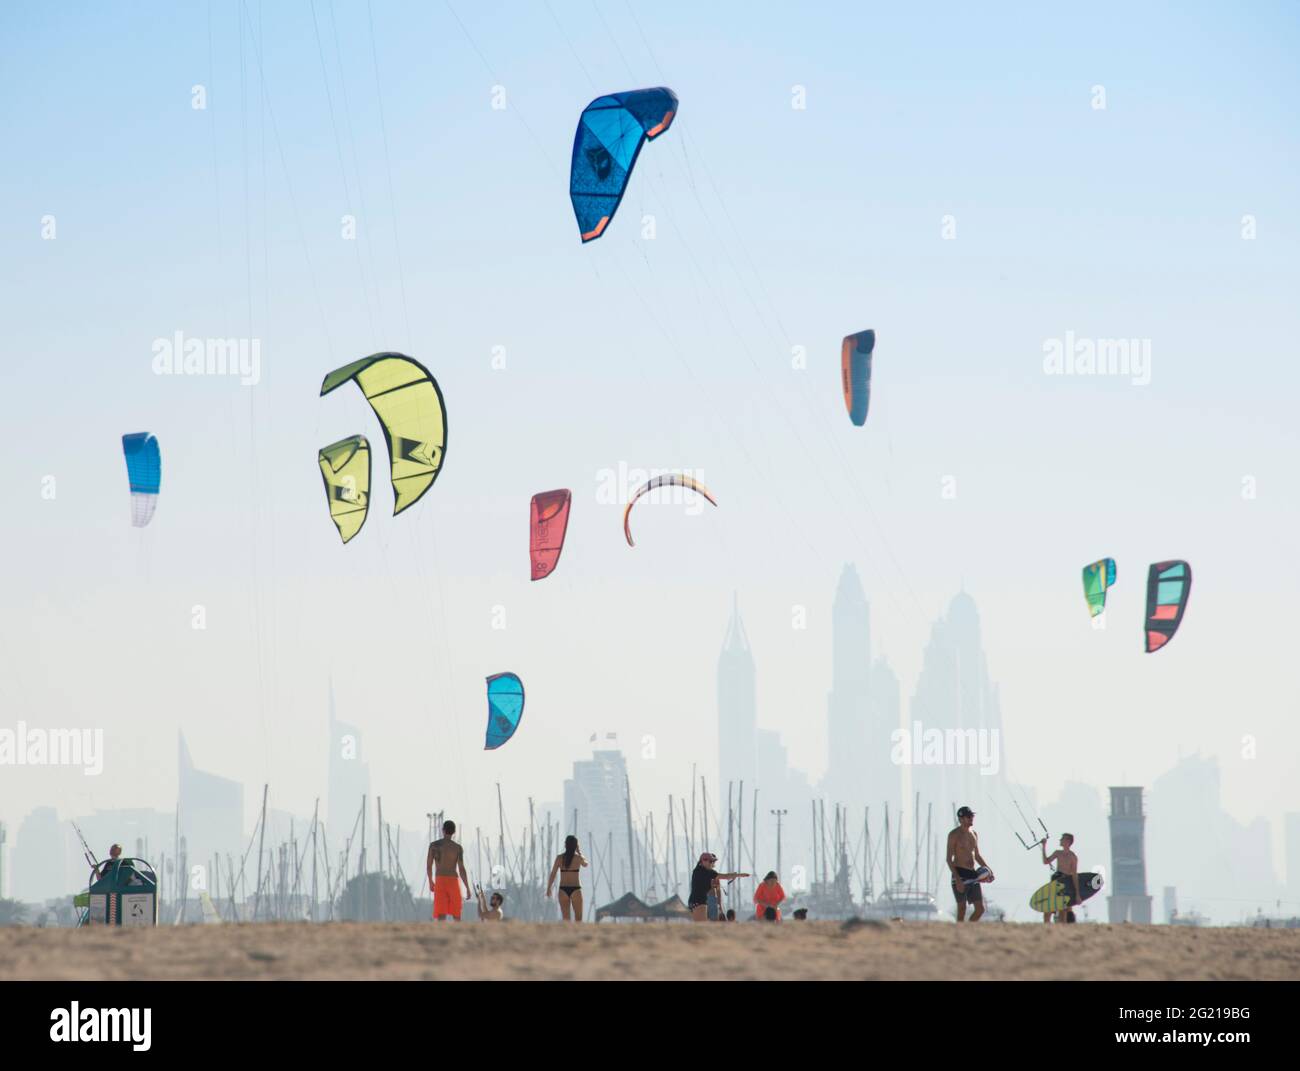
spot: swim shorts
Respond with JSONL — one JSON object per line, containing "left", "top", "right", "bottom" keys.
{"left": 434, "top": 875, "right": 463, "bottom": 919}
{"left": 1051, "top": 871, "right": 1081, "bottom": 904}
{"left": 952, "top": 867, "right": 983, "bottom": 904}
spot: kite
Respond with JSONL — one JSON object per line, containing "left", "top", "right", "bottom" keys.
{"left": 121, "top": 432, "right": 161, "bottom": 528}
{"left": 320, "top": 353, "right": 446, "bottom": 516}
{"left": 1081, "top": 558, "right": 1117, "bottom": 618}
{"left": 623, "top": 473, "right": 717, "bottom": 547}
{"left": 317, "top": 435, "right": 371, "bottom": 544}
{"left": 841, "top": 330, "right": 875, "bottom": 426}
{"left": 484, "top": 673, "right": 525, "bottom": 750}
{"left": 1144, "top": 560, "right": 1192, "bottom": 652}
{"left": 530, "top": 489, "right": 572, "bottom": 581}
{"left": 570, "top": 87, "right": 677, "bottom": 243}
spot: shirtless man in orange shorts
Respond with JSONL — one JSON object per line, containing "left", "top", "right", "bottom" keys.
{"left": 427, "top": 819, "right": 471, "bottom": 921}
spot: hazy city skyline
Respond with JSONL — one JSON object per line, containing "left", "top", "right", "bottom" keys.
{"left": 4, "top": 576, "right": 1296, "bottom": 922}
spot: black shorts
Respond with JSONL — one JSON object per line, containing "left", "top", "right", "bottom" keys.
{"left": 952, "top": 867, "right": 983, "bottom": 904}
{"left": 1051, "top": 871, "right": 1081, "bottom": 903}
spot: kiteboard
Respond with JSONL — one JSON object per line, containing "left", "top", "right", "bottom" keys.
{"left": 1073, "top": 872, "right": 1103, "bottom": 903}
{"left": 1030, "top": 880, "right": 1069, "bottom": 913}
{"left": 1029, "top": 872, "right": 1102, "bottom": 912}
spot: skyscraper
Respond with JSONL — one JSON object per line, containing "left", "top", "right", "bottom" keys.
{"left": 327, "top": 680, "right": 371, "bottom": 846}
{"left": 868, "top": 655, "right": 902, "bottom": 809}
{"left": 714, "top": 596, "right": 813, "bottom": 881}
{"left": 178, "top": 732, "right": 244, "bottom": 866}
{"left": 823, "top": 564, "right": 900, "bottom": 813}
{"left": 1147, "top": 754, "right": 1280, "bottom": 918}
{"left": 717, "top": 595, "right": 757, "bottom": 798}
{"left": 908, "top": 591, "right": 1004, "bottom": 817}
{"left": 824, "top": 565, "right": 871, "bottom": 809}
{"left": 564, "top": 748, "right": 635, "bottom": 901}
{"left": 11, "top": 806, "right": 65, "bottom": 903}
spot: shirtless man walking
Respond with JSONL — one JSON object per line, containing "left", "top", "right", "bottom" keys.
{"left": 427, "top": 819, "right": 471, "bottom": 921}
{"left": 1040, "top": 833, "right": 1080, "bottom": 923}
{"left": 946, "top": 806, "right": 994, "bottom": 922}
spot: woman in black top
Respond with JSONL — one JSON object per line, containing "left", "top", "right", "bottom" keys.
{"left": 688, "top": 852, "right": 749, "bottom": 922}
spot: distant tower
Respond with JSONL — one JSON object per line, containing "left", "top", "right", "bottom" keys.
{"left": 327, "top": 679, "right": 372, "bottom": 844}
{"left": 1107, "top": 787, "right": 1153, "bottom": 923}
{"left": 825, "top": 565, "right": 871, "bottom": 808}
{"left": 717, "top": 594, "right": 757, "bottom": 797}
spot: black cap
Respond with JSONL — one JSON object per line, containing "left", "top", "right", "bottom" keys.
{"left": 957, "top": 806, "right": 975, "bottom": 818}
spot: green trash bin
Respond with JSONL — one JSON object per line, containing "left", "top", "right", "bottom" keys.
{"left": 83, "top": 858, "right": 158, "bottom": 927}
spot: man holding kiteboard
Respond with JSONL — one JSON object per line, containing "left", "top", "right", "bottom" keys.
{"left": 1040, "top": 833, "right": 1081, "bottom": 923}
{"left": 946, "top": 806, "right": 994, "bottom": 922}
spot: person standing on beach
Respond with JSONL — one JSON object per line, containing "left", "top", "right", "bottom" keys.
{"left": 427, "top": 819, "right": 471, "bottom": 921}
{"left": 1040, "top": 833, "right": 1080, "bottom": 923}
{"left": 946, "top": 806, "right": 993, "bottom": 922}
{"left": 687, "top": 852, "right": 749, "bottom": 922}
{"left": 546, "top": 835, "right": 588, "bottom": 921}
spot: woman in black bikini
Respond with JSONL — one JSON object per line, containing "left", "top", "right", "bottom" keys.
{"left": 546, "top": 835, "right": 588, "bottom": 921}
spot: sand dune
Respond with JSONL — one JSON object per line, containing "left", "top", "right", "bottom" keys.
{"left": 3, "top": 920, "right": 1299, "bottom": 981}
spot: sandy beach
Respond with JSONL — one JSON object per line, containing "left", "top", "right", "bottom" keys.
{"left": 4, "top": 921, "right": 1298, "bottom": 981}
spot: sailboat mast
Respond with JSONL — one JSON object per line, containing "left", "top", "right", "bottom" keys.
{"left": 496, "top": 783, "right": 506, "bottom": 878}
{"left": 528, "top": 797, "right": 536, "bottom": 886}
{"left": 252, "top": 783, "right": 268, "bottom": 922}
{"left": 700, "top": 776, "right": 709, "bottom": 854}
{"left": 624, "top": 773, "right": 637, "bottom": 895}
{"left": 810, "top": 800, "right": 818, "bottom": 890}
{"left": 750, "top": 788, "right": 758, "bottom": 901}
{"left": 668, "top": 795, "right": 678, "bottom": 895}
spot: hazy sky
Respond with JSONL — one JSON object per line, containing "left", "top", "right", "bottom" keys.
{"left": 2, "top": 2, "right": 1297, "bottom": 878}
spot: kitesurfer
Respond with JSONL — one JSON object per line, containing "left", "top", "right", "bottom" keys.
{"left": 427, "top": 820, "right": 470, "bottom": 921}
{"left": 1040, "top": 833, "right": 1081, "bottom": 924}
{"left": 946, "top": 807, "right": 994, "bottom": 922}
{"left": 546, "top": 835, "right": 588, "bottom": 921}
{"left": 688, "top": 852, "right": 748, "bottom": 923}
{"left": 475, "top": 885, "right": 505, "bottom": 921}
{"left": 94, "top": 843, "right": 123, "bottom": 879}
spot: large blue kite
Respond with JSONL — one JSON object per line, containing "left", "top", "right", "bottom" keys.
{"left": 484, "top": 672, "right": 525, "bottom": 750}
{"left": 121, "top": 432, "right": 161, "bottom": 527}
{"left": 569, "top": 87, "right": 678, "bottom": 243}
